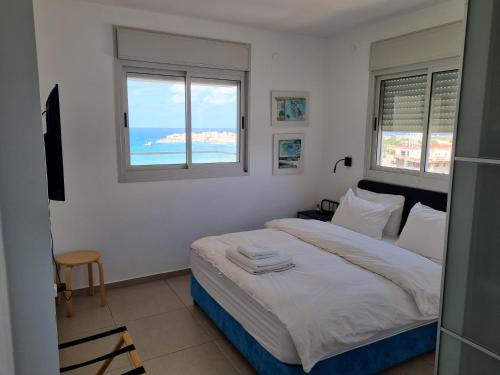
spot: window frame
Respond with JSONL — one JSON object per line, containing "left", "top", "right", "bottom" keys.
{"left": 365, "top": 57, "right": 460, "bottom": 191}
{"left": 115, "top": 60, "right": 248, "bottom": 182}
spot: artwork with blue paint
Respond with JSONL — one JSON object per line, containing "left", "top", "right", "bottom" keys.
{"left": 273, "top": 133, "right": 304, "bottom": 174}
{"left": 272, "top": 91, "right": 309, "bottom": 127}
{"left": 278, "top": 139, "right": 302, "bottom": 169}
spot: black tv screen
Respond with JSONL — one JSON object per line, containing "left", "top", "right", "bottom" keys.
{"left": 44, "top": 85, "right": 65, "bottom": 201}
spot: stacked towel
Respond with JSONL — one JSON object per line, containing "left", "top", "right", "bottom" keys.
{"left": 237, "top": 245, "right": 278, "bottom": 260}
{"left": 226, "top": 246, "right": 294, "bottom": 275}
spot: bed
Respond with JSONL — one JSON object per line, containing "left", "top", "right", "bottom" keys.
{"left": 190, "top": 180, "right": 447, "bottom": 375}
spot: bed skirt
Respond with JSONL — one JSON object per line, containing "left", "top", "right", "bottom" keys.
{"left": 191, "top": 275, "right": 436, "bottom": 375}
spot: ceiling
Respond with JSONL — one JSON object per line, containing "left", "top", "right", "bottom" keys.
{"left": 81, "top": 0, "right": 449, "bottom": 37}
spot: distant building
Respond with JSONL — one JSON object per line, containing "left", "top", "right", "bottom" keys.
{"left": 381, "top": 135, "right": 452, "bottom": 174}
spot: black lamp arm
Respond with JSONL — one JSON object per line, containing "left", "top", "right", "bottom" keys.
{"left": 333, "top": 156, "right": 352, "bottom": 173}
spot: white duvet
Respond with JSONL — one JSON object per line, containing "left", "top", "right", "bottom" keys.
{"left": 191, "top": 219, "right": 441, "bottom": 372}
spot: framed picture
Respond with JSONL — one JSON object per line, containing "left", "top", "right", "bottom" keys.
{"left": 273, "top": 133, "right": 305, "bottom": 175}
{"left": 271, "top": 90, "right": 309, "bottom": 127}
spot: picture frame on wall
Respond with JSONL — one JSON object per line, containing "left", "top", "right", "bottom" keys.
{"left": 273, "top": 133, "right": 305, "bottom": 175}
{"left": 271, "top": 91, "right": 310, "bottom": 127}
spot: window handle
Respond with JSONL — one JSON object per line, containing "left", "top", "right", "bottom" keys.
{"left": 373, "top": 117, "right": 378, "bottom": 131}
{"left": 241, "top": 116, "right": 245, "bottom": 130}
{"left": 124, "top": 112, "right": 128, "bottom": 128}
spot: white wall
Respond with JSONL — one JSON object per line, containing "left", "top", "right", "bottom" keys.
{"left": 319, "top": 0, "right": 465, "bottom": 201}
{"left": 33, "top": 0, "right": 466, "bottom": 289}
{"left": 34, "top": 0, "right": 327, "bottom": 288}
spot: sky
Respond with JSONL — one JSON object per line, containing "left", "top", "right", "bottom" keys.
{"left": 127, "top": 75, "right": 238, "bottom": 130}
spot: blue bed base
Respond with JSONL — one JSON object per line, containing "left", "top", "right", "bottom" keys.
{"left": 191, "top": 275, "right": 437, "bottom": 375}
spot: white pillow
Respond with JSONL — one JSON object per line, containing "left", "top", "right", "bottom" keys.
{"left": 356, "top": 187, "right": 405, "bottom": 238}
{"left": 396, "top": 203, "right": 446, "bottom": 263}
{"left": 331, "top": 189, "right": 392, "bottom": 239}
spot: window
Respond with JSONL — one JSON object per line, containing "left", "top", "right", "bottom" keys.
{"left": 118, "top": 65, "right": 247, "bottom": 182}
{"left": 426, "top": 71, "right": 459, "bottom": 174}
{"left": 372, "top": 67, "right": 459, "bottom": 176}
{"left": 127, "top": 74, "right": 187, "bottom": 166}
{"left": 190, "top": 79, "right": 239, "bottom": 164}
{"left": 114, "top": 28, "right": 250, "bottom": 182}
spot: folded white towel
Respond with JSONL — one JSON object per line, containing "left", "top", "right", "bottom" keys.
{"left": 227, "top": 248, "right": 292, "bottom": 268}
{"left": 227, "top": 257, "right": 295, "bottom": 275}
{"left": 238, "top": 245, "right": 279, "bottom": 260}
{"left": 226, "top": 248, "right": 294, "bottom": 275}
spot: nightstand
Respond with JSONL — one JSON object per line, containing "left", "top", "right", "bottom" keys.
{"left": 297, "top": 199, "right": 338, "bottom": 222}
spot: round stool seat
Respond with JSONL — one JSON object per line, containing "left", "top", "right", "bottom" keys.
{"left": 56, "top": 250, "right": 101, "bottom": 266}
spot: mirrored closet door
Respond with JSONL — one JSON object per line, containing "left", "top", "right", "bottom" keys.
{"left": 438, "top": 0, "right": 500, "bottom": 372}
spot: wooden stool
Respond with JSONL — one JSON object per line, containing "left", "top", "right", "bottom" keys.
{"left": 55, "top": 250, "right": 106, "bottom": 317}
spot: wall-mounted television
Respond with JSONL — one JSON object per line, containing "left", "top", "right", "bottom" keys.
{"left": 44, "top": 84, "right": 65, "bottom": 201}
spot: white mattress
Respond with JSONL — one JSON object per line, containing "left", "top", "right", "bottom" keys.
{"left": 191, "top": 250, "right": 433, "bottom": 365}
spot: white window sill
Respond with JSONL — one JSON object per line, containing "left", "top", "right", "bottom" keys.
{"left": 118, "top": 164, "right": 248, "bottom": 183}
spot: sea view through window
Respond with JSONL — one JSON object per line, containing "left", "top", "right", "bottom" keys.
{"left": 127, "top": 75, "right": 239, "bottom": 166}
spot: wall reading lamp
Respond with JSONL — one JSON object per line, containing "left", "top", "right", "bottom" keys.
{"left": 333, "top": 156, "right": 352, "bottom": 173}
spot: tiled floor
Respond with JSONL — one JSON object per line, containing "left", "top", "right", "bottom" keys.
{"left": 56, "top": 274, "right": 435, "bottom": 374}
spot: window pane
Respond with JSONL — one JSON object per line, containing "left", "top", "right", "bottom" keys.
{"left": 442, "top": 161, "right": 500, "bottom": 354}
{"left": 191, "top": 78, "right": 239, "bottom": 164}
{"left": 439, "top": 332, "right": 500, "bottom": 374}
{"left": 378, "top": 74, "right": 427, "bottom": 171}
{"left": 425, "top": 70, "right": 459, "bottom": 174}
{"left": 127, "top": 74, "right": 186, "bottom": 166}
{"left": 379, "top": 132, "right": 423, "bottom": 171}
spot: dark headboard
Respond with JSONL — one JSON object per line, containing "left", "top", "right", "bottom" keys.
{"left": 357, "top": 179, "right": 448, "bottom": 234}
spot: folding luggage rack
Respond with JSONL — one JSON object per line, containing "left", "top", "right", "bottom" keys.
{"left": 58, "top": 326, "right": 146, "bottom": 375}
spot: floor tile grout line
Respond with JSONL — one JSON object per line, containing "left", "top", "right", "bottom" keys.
{"left": 109, "top": 276, "right": 219, "bottom": 367}
{"left": 62, "top": 277, "right": 187, "bottom": 320}
{"left": 104, "top": 278, "right": 187, "bottom": 322}
{"left": 105, "top": 279, "right": 186, "bottom": 324}
{"left": 109, "top": 305, "right": 189, "bottom": 326}
{"left": 57, "top": 324, "right": 118, "bottom": 344}
{"left": 57, "top": 313, "right": 115, "bottom": 342}
{"left": 164, "top": 275, "right": 193, "bottom": 309}
{"left": 106, "top": 301, "right": 119, "bottom": 327}
{"left": 58, "top": 305, "right": 190, "bottom": 343}
{"left": 163, "top": 278, "right": 185, "bottom": 306}
{"left": 57, "top": 303, "right": 114, "bottom": 326}
{"left": 186, "top": 306, "right": 220, "bottom": 341}
{"left": 104, "top": 307, "right": 215, "bottom": 360}
{"left": 213, "top": 339, "right": 248, "bottom": 375}
{"left": 58, "top": 289, "right": 196, "bottom": 341}
{"left": 55, "top": 295, "right": 108, "bottom": 315}
{"left": 141, "top": 339, "right": 216, "bottom": 364}
{"left": 165, "top": 275, "right": 226, "bottom": 343}
{"left": 212, "top": 340, "right": 246, "bottom": 375}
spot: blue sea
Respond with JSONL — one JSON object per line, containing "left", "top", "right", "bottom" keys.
{"left": 384, "top": 131, "right": 452, "bottom": 137}
{"left": 129, "top": 128, "right": 237, "bottom": 165}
